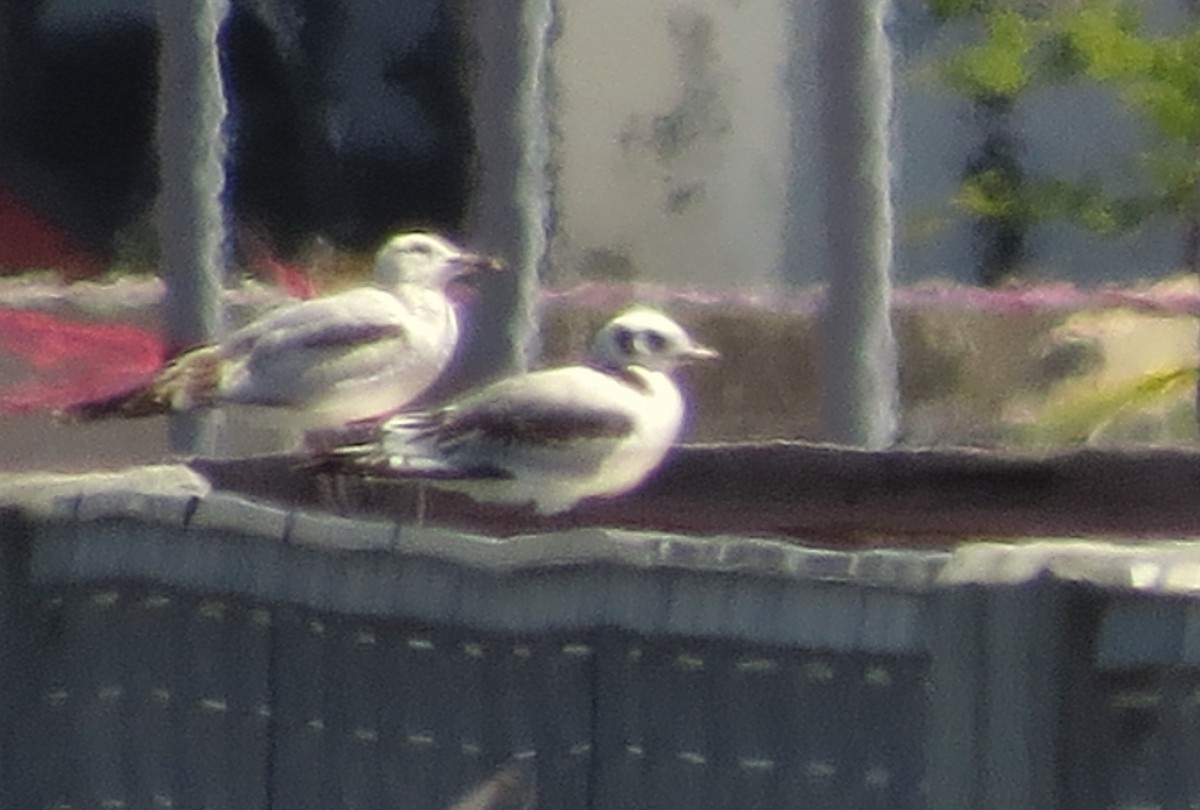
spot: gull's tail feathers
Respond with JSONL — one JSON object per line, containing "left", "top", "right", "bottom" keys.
{"left": 302, "top": 413, "right": 510, "bottom": 482}
{"left": 58, "top": 346, "right": 222, "bottom": 422}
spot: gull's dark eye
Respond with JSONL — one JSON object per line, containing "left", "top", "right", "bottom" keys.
{"left": 643, "top": 330, "right": 667, "bottom": 353}
{"left": 405, "top": 239, "right": 434, "bottom": 256}
{"left": 613, "top": 327, "right": 636, "bottom": 356}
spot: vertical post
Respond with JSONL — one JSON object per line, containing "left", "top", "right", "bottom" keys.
{"left": 926, "top": 581, "right": 1076, "bottom": 810}
{"left": 0, "top": 509, "right": 35, "bottom": 808}
{"left": 155, "top": 0, "right": 229, "bottom": 455}
{"left": 816, "top": 0, "right": 899, "bottom": 449}
{"left": 463, "top": 0, "right": 555, "bottom": 382}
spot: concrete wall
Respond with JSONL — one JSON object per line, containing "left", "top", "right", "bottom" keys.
{"left": 550, "top": 0, "right": 1196, "bottom": 288}
{"left": 549, "top": 0, "right": 792, "bottom": 290}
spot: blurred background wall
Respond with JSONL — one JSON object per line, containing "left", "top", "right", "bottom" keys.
{"left": 0, "top": 0, "right": 1195, "bottom": 288}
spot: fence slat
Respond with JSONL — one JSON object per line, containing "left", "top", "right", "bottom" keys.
{"left": 924, "top": 586, "right": 985, "bottom": 810}
{"left": 268, "top": 605, "right": 336, "bottom": 810}
{"left": 517, "top": 636, "right": 594, "bottom": 809}
{"left": 324, "top": 612, "right": 388, "bottom": 810}
{"left": 124, "top": 586, "right": 189, "bottom": 810}
{"left": 981, "top": 583, "right": 1064, "bottom": 810}
{"left": 0, "top": 509, "right": 37, "bottom": 809}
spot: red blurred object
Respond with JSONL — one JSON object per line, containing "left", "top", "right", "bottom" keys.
{"left": 239, "top": 226, "right": 319, "bottom": 300}
{"left": 0, "top": 176, "right": 324, "bottom": 415}
{"left": 0, "top": 309, "right": 163, "bottom": 415}
{"left": 252, "top": 251, "right": 318, "bottom": 300}
{"left": 0, "top": 185, "right": 105, "bottom": 280}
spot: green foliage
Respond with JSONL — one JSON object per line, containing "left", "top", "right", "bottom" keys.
{"left": 1147, "top": 151, "right": 1200, "bottom": 212}
{"left": 1060, "top": 6, "right": 1200, "bottom": 145}
{"left": 1056, "top": 4, "right": 1151, "bottom": 81}
{"left": 939, "top": 0, "right": 1200, "bottom": 252}
{"left": 1018, "top": 365, "right": 1199, "bottom": 444}
{"left": 932, "top": 0, "right": 1200, "bottom": 440}
{"left": 956, "top": 169, "right": 1025, "bottom": 220}
{"left": 958, "top": 171, "right": 1125, "bottom": 230}
{"left": 943, "top": 9, "right": 1036, "bottom": 101}
{"left": 1050, "top": 2, "right": 1200, "bottom": 258}
{"left": 956, "top": 168, "right": 1158, "bottom": 236}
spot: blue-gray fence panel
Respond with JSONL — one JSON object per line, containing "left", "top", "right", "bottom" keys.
{"left": 1091, "top": 595, "right": 1200, "bottom": 810}
{"left": 1091, "top": 666, "right": 1200, "bottom": 808}
{"left": 37, "top": 475, "right": 1200, "bottom": 808}
{"left": 14, "top": 580, "right": 271, "bottom": 810}
{"left": 5, "top": 580, "right": 935, "bottom": 808}
{"left": 590, "top": 632, "right": 928, "bottom": 810}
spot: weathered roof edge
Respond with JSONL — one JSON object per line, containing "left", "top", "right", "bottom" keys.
{"left": 11, "top": 464, "right": 1200, "bottom": 598}
{"left": 0, "top": 464, "right": 948, "bottom": 591}
{"left": 0, "top": 466, "right": 938, "bottom": 651}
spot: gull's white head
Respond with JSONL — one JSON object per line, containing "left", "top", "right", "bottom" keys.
{"left": 590, "top": 308, "right": 719, "bottom": 373}
{"left": 373, "top": 231, "right": 503, "bottom": 290}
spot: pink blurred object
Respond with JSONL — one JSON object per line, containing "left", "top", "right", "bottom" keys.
{"left": 239, "top": 226, "right": 319, "bottom": 300}
{"left": 254, "top": 252, "right": 318, "bottom": 300}
{"left": 0, "top": 226, "right": 321, "bottom": 416}
{"left": 0, "top": 309, "right": 163, "bottom": 415}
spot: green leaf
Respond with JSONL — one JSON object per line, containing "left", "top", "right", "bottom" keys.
{"left": 940, "top": 0, "right": 1200, "bottom": 259}
{"left": 943, "top": 9, "right": 1035, "bottom": 99}
{"left": 954, "top": 168, "right": 1028, "bottom": 219}
{"left": 1020, "top": 366, "right": 1199, "bottom": 444}
{"left": 1061, "top": 4, "right": 1153, "bottom": 80}
{"left": 1129, "top": 82, "right": 1200, "bottom": 142}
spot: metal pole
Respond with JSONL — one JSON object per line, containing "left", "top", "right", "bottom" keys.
{"left": 462, "top": 0, "right": 555, "bottom": 383}
{"left": 155, "top": 0, "right": 229, "bottom": 455}
{"left": 816, "top": 0, "right": 899, "bottom": 449}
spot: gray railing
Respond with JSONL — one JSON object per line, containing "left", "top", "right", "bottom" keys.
{"left": 2, "top": 467, "right": 1200, "bottom": 809}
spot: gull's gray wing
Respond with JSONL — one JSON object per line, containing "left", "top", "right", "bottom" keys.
{"left": 417, "top": 367, "right": 640, "bottom": 477}
{"left": 223, "top": 288, "right": 412, "bottom": 362}
{"left": 218, "top": 287, "right": 444, "bottom": 408}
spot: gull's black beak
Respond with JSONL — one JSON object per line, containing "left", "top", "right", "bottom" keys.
{"left": 453, "top": 252, "right": 507, "bottom": 280}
